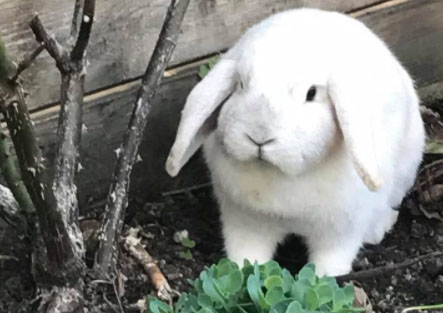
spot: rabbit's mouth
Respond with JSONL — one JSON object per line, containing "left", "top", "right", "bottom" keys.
{"left": 217, "top": 135, "right": 280, "bottom": 170}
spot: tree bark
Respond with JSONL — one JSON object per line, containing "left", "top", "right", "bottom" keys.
{"left": 95, "top": 0, "right": 191, "bottom": 277}
{"left": 18, "top": 1, "right": 96, "bottom": 311}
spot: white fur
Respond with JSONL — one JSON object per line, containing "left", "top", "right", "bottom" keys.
{"left": 166, "top": 9, "right": 425, "bottom": 276}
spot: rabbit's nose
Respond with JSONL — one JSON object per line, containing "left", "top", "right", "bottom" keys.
{"left": 246, "top": 134, "right": 276, "bottom": 147}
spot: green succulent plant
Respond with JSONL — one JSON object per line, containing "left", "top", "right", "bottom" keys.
{"left": 199, "top": 56, "right": 220, "bottom": 79}
{"left": 147, "top": 259, "right": 363, "bottom": 313}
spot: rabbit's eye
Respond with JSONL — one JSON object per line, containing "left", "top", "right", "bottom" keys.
{"left": 306, "top": 86, "right": 317, "bottom": 101}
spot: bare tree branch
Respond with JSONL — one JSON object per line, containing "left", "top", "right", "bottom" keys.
{"left": 95, "top": 0, "right": 191, "bottom": 277}
{"left": 11, "top": 44, "right": 44, "bottom": 82}
{"left": 0, "top": 2, "right": 96, "bottom": 311}
{"left": 70, "top": 0, "right": 84, "bottom": 41}
{"left": 29, "top": 15, "right": 69, "bottom": 73}
{"left": 25, "top": 0, "right": 96, "bottom": 251}
{"left": 3, "top": 83, "right": 83, "bottom": 282}
{"left": 71, "top": 0, "right": 95, "bottom": 62}
{"left": 336, "top": 251, "right": 443, "bottom": 283}
{"left": 48, "top": 0, "right": 95, "bottom": 255}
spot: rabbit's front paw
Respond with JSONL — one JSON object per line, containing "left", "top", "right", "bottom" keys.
{"left": 313, "top": 257, "right": 352, "bottom": 277}
{"left": 221, "top": 208, "right": 285, "bottom": 265}
{"left": 223, "top": 225, "right": 282, "bottom": 265}
{"left": 309, "top": 239, "right": 361, "bottom": 276}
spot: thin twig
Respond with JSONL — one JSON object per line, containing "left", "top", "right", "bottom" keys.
{"left": 11, "top": 44, "right": 44, "bottom": 82}
{"left": 123, "top": 228, "right": 173, "bottom": 302}
{"left": 401, "top": 304, "right": 443, "bottom": 313}
{"left": 71, "top": 0, "right": 95, "bottom": 61}
{"left": 29, "top": 15, "right": 69, "bottom": 73}
{"left": 95, "top": 0, "right": 190, "bottom": 277}
{"left": 418, "top": 159, "right": 443, "bottom": 174}
{"left": 70, "top": 0, "right": 84, "bottom": 40}
{"left": 103, "top": 293, "right": 122, "bottom": 313}
{"left": 337, "top": 251, "right": 443, "bottom": 283}
{"left": 0, "top": 254, "right": 19, "bottom": 262}
{"left": 90, "top": 279, "right": 113, "bottom": 285}
{"left": 161, "top": 182, "right": 212, "bottom": 197}
{"left": 112, "top": 277, "right": 126, "bottom": 313}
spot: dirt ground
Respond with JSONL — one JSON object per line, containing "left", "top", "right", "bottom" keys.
{"left": 1, "top": 170, "right": 443, "bottom": 313}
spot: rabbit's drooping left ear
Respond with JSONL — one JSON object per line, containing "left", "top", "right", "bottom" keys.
{"left": 328, "top": 70, "right": 383, "bottom": 191}
{"left": 166, "top": 58, "right": 236, "bottom": 177}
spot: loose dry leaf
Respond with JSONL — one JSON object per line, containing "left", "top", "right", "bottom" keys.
{"left": 353, "top": 285, "right": 374, "bottom": 313}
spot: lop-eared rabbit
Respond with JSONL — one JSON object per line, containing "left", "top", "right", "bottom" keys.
{"left": 166, "top": 9, "right": 424, "bottom": 276}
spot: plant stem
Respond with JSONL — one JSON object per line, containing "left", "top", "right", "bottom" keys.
{"left": 402, "top": 304, "right": 443, "bottom": 313}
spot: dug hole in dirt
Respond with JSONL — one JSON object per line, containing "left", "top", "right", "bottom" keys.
{"left": 1, "top": 104, "right": 443, "bottom": 313}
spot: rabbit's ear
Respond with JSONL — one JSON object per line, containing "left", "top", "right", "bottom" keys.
{"left": 328, "top": 74, "right": 383, "bottom": 192}
{"left": 166, "top": 59, "right": 236, "bottom": 177}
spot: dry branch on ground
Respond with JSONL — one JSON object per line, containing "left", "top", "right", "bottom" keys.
{"left": 124, "top": 228, "right": 173, "bottom": 302}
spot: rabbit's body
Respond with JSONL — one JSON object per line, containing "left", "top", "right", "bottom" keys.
{"left": 167, "top": 9, "right": 425, "bottom": 275}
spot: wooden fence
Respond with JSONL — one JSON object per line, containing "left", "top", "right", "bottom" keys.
{"left": 1, "top": 0, "right": 442, "bottom": 204}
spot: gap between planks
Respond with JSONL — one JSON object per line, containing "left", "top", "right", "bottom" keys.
{"left": 350, "top": 0, "right": 411, "bottom": 17}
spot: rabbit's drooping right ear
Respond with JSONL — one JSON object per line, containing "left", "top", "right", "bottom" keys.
{"left": 328, "top": 70, "right": 383, "bottom": 192}
{"left": 166, "top": 58, "right": 236, "bottom": 177}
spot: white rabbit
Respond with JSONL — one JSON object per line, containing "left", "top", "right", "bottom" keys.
{"left": 165, "top": 8, "right": 425, "bottom": 276}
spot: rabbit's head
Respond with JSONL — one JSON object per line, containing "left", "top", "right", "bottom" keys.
{"left": 213, "top": 56, "right": 341, "bottom": 178}
{"left": 166, "top": 10, "right": 384, "bottom": 191}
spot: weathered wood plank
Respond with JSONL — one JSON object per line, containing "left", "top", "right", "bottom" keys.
{"left": 34, "top": 69, "right": 205, "bottom": 205}
{"left": 0, "top": 0, "right": 382, "bottom": 110}
{"left": 356, "top": 0, "right": 443, "bottom": 86}
{"left": 30, "top": 0, "right": 443, "bottom": 205}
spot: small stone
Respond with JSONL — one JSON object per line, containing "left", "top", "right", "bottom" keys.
{"left": 378, "top": 300, "right": 388, "bottom": 310}
{"left": 166, "top": 273, "right": 182, "bottom": 280}
{"left": 424, "top": 258, "right": 443, "bottom": 276}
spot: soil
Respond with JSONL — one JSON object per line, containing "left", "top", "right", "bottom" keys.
{"left": 1, "top": 179, "right": 443, "bottom": 313}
